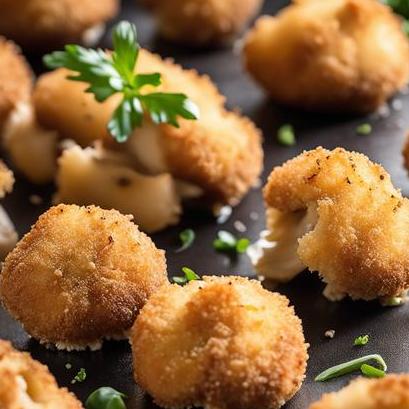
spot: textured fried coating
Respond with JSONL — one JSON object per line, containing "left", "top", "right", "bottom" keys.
{"left": 0, "top": 37, "right": 31, "bottom": 128}
{"left": 0, "top": 340, "right": 82, "bottom": 408}
{"left": 0, "top": 204, "right": 168, "bottom": 350}
{"left": 33, "top": 49, "right": 263, "bottom": 205}
{"left": 131, "top": 276, "right": 308, "bottom": 409}
{"left": 0, "top": 0, "right": 119, "bottom": 49}
{"left": 309, "top": 374, "right": 409, "bottom": 409}
{"left": 243, "top": 0, "right": 409, "bottom": 113}
{"left": 0, "top": 161, "right": 14, "bottom": 198}
{"left": 264, "top": 147, "right": 409, "bottom": 301}
{"left": 147, "top": 0, "right": 263, "bottom": 46}
{"left": 402, "top": 133, "right": 409, "bottom": 173}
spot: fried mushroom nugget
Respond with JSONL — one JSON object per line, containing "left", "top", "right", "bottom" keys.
{"left": 131, "top": 276, "right": 308, "bottom": 409}
{"left": 146, "top": 0, "right": 263, "bottom": 47}
{"left": 0, "top": 37, "right": 31, "bottom": 128}
{"left": 0, "top": 340, "right": 82, "bottom": 408}
{"left": 309, "top": 374, "right": 409, "bottom": 409}
{"left": 0, "top": 0, "right": 119, "bottom": 50}
{"left": 260, "top": 147, "right": 409, "bottom": 301}
{"left": 0, "top": 204, "right": 168, "bottom": 350}
{"left": 243, "top": 0, "right": 409, "bottom": 114}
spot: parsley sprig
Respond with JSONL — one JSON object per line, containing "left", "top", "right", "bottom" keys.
{"left": 44, "top": 21, "right": 199, "bottom": 143}
{"left": 173, "top": 267, "right": 200, "bottom": 285}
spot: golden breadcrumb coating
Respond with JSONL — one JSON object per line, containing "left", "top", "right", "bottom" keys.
{"left": 0, "top": 340, "right": 82, "bottom": 408}
{"left": 0, "top": 0, "right": 119, "bottom": 49}
{"left": 0, "top": 37, "right": 31, "bottom": 128}
{"left": 0, "top": 204, "right": 168, "bottom": 350}
{"left": 263, "top": 147, "right": 409, "bottom": 301}
{"left": 402, "top": 133, "right": 409, "bottom": 173}
{"left": 132, "top": 276, "right": 308, "bottom": 409}
{"left": 147, "top": 0, "right": 263, "bottom": 46}
{"left": 0, "top": 161, "right": 14, "bottom": 198}
{"left": 243, "top": 0, "right": 409, "bottom": 113}
{"left": 309, "top": 374, "right": 409, "bottom": 409}
{"left": 33, "top": 49, "right": 262, "bottom": 205}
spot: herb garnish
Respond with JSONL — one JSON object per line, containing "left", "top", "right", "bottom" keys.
{"left": 315, "top": 354, "right": 387, "bottom": 382}
{"left": 86, "top": 387, "right": 127, "bottom": 409}
{"left": 213, "top": 230, "right": 250, "bottom": 254}
{"left": 354, "top": 335, "right": 370, "bottom": 346}
{"left": 277, "top": 124, "right": 296, "bottom": 146}
{"left": 175, "top": 229, "right": 195, "bottom": 253}
{"left": 72, "top": 368, "right": 87, "bottom": 384}
{"left": 44, "top": 21, "right": 199, "bottom": 143}
{"left": 360, "top": 363, "right": 386, "bottom": 378}
{"left": 172, "top": 267, "right": 200, "bottom": 285}
{"left": 356, "top": 123, "right": 372, "bottom": 135}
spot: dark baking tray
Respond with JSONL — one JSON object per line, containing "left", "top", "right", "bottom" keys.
{"left": 1, "top": 1, "right": 408, "bottom": 408}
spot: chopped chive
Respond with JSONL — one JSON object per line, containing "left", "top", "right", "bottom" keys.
{"left": 360, "top": 363, "right": 386, "bottom": 378}
{"left": 277, "top": 124, "right": 296, "bottom": 146}
{"left": 175, "top": 229, "right": 195, "bottom": 253}
{"left": 354, "top": 335, "right": 369, "bottom": 346}
{"left": 213, "top": 231, "right": 250, "bottom": 254}
{"left": 356, "top": 123, "right": 372, "bottom": 135}
{"left": 381, "top": 296, "right": 405, "bottom": 307}
{"left": 172, "top": 267, "right": 200, "bottom": 285}
{"left": 315, "top": 354, "right": 387, "bottom": 382}
{"left": 236, "top": 238, "right": 250, "bottom": 254}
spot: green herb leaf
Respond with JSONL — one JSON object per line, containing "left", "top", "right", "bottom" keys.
{"left": 354, "top": 335, "right": 370, "bottom": 346}
{"left": 356, "top": 123, "right": 372, "bottom": 136}
{"left": 86, "top": 387, "right": 127, "bottom": 409}
{"left": 72, "top": 368, "right": 87, "bottom": 384}
{"left": 381, "top": 296, "right": 406, "bottom": 306}
{"left": 360, "top": 364, "right": 386, "bottom": 378}
{"left": 213, "top": 231, "right": 250, "bottom": 254}
{"left": 172, "top": 267, "right": 200, "bottom": 285}
{"left": 277, "top": 124, "right": 296, "bottom": 146}
{"left": 175, "top": 229, "right": 195, "bottom": 253}
{"left": 315, "top": 354, "right": 387, "bottom": 382}
{"left": 44, "top": 21, "right": 199, "bottom": 143}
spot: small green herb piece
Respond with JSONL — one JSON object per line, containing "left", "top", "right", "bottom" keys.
{"left": 86, "top": 387, "right": 127, "bottom": 409}
{"left": 172, "top": 267, "right": 200, "bottom": 285}
{"left": 360, "top": 363, "right": 386, "bottom": 378}
{"left": 72, "top": 368, "right": 87, "bottom": 384}
{"left": 381, "top": 296, "right": 406, "bottom": 306}
{"left": 213, "top": 231, "right": 250, "bottom": 254}
{"left": 44, "top": 21, "right": 199, "bottom": 143}
{"left": 354, "top": 335, "right": 369, "bottom": 346}
{"left": 175, "top": 229, "right": 195, "bottom": 253}
{"left": 356, "top": 123, "right": 372, "bottom": 136}
{"left": 315, "top": 354, "right": 387, "bottom": 382}
{"left": 277, "top": 124, "right": 296, "bottom": 146}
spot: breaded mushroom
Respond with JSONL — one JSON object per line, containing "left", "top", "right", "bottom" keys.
{"left": 0, "top": 37, "right": 31, "bottom": 128}
{"left": 243, "top": 0, "right": 409, "bottom": 113}
{"left": 0, "top": 340, "right": 82, "bottom": 408}
{"left": 0, "top": 204, "right": 168, "bottom": 350}
{"left": 251, "top": 147, "right": 409, "bottom": 302}
{"left": 146, "top": 0, "right": 263, "bottom": 47}
{"left": 0, "top": 0, "right": 119, "bottom": 50}
{"left": 309, "top": 374, "right": 409, "bottom": 409}
{"left": 131, "top": 276, "right": 308, "bottom": 409}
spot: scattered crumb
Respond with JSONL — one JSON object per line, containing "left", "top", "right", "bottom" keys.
{"left": 392, "top": 99, "right": 403, "bottom": 111}
{"left": 249, "top": 211, "right": 259, "bottom": 221}
{"left": 29, "top": 194, "right": 43, "bottom": 205}
{"left": 324, "top": 329, "right": 336, "bottom": 339}
{"left": 216, "top": 205, "right": 232, "bottom": 224}
{"left": 234, "top": 220, "right": 247, "bottom": 233}
{"left": 258, "top": 275, "right": 265, "bottom": 282}
{"left": 65, "top": 363, "right": 72, "bottom": 370}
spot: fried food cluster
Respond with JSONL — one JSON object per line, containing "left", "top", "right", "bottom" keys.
{"left": 309, "top": 374, "right": 409, "bottom": 409}
{"left": 0, "top": 37, "right": 31, "bottom": 128}
{"left": 258, "top": 147, "right": 409, "bottom": 301}
{"left": 243, "top": 0, "right": 409, "bottom": 113}
{"left": 0, "top": 340, "right": 82, "bottom": 408}
{"left": 146, "top": 0, "right": 263, "bottom": 47}
{"left": 0, "top": 204, "right": 168, "bottom": 350}
{"left": 131, "top": 276, "right": 308, "bottom": 409}
{"left": 0, "top": 0, "right": 119, "bottom": 49}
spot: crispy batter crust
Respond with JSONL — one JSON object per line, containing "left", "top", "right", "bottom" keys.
{"left": 243, "top": 0, "right": 409, "bottom": 113}
{"left": 0, "top": 340, "right": 82, "bottom": 408}
{"left": 0, "top": 0, "right": 118, "bottom": 49}
{"left": 0, "top": 204, "right": 168, "bottom": 349}
{"left": 264, "top": 147, "right": 409, "bottom": 300}
{"left": 0, "top": 37, "right": 31, "bottom": 128}
{"left": 148, "top": 0, "right": 263, "bottom": 46}
{"left": 309, "top": 375, "right": 409, "bottom": 409}
{"left": 402, "top": 133, "right": 409, "bottom": 172}
{"left": 132, "top": 276, "right": 308, "bottom": 409}
{"left": 33, "top": 49, "right": 263, "bottom": 205}
{"left": 0, "top": 162, "right": 14, "bottom": 198}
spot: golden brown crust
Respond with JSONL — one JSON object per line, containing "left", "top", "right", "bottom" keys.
{"left": 0, "top": 340, "right": 82, "bottom": 408}
{"left": 309, "top": 374, "right": 409, "bottom": 409}
{"left": 132, "top": 276, "right": 308, "bottom": 409}
{"left": 0, "top": 0, "right": 119, "bottom": 49}
{"left": 403, "top": 133, "right": 409, "bottom": 173}
{"left": 243, "top": 0, "right": 409, "bottom": 114}
{"left": 0, "top": 204, "right": 168, "bottom": 349}
{"left": 264, "top": 147, "right": 409, "bottom": 300}
{"left": 33, "top": 49, "right": 263, "bottom": 205}
{"left": 0, "top": 37, "right": 31, "bottom": 128}
{"left": 148, "top": 0, "right": 263, "bottom": 46}
{"left": 0, "top": 161, "right": 14, "bottom": 198}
